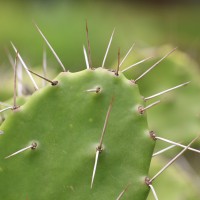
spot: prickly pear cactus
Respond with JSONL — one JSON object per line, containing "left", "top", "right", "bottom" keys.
{"left": 0, "top": 25, "right": 199, "bottom": 200}
{"left": 0, "top": 68, "right": 154, "bottom": 199}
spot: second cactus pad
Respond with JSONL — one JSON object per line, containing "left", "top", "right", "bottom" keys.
{"left": 0, "top": 68, "right": 155, "bottom": 199}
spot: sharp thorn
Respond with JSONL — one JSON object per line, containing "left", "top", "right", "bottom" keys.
{"left": 98, "top": 96, "right": 114, "bottom": 149}
{"left": 27, "top": 68, "right": 58, "bottom": 86}
{"left": 116, "top": 184, "right": 131, "bottom": 200}
{"left": 91, "top": 149, "right": 100, "bottom": 189}
{"left": 115, "top": 48, "right": 120, "bottom": 76}
{"left": 86, "top": 87, "right": 101, "bottom": 93}
{"left": 91, "top": 97, "right": 114, "bottom": 188}
{"left": 121, "top": 56, "right": 152, "bottom": 73}
{"left": 83, "top": 45, "right": 90, "bottom": 70}
{"left": 102, "top": 28, "right": 115, "bottom": 68}
{"left": 135, "top": 47, "right": 177, "bottom": 82}
{"left": 119, "top": 43, "right": 135, "bottom": 68}
{"left": 144, "top": 81, "right": 190, "bottom": 101}
{"left": 138, "top": 100, "right": 160, "bottom": 114}
{"left": 149, "top": 184, "right": 159, "bottom": 200}
{"left": 86, "top": 20, "right": 92, "bottom": 69}
{"left": 150, "top": 136, "right": 200, "bottom": 182}
{"left": 156, "top": 136, "right": 200, "bottom": 154}
{"left": 0, "top": 106, "right": 13, "bottom": 114}
{"left": 10, "top": 42, "right": 39, "bottom": 90}
{"left": 152, "top": 144, "right": 176, "bottom": 157}
{"left": 33, "top": 22, "right": 66, "bottom": 72}
{"left": 5, "top": 142, "right": 37, "bottom": 159}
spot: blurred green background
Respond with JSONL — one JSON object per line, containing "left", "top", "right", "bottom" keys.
{"left": 0, "top": 0, "right": 200, "bottom": 199}
{"left": 0, "top": 0, "right": 200, "bottom": 69}
{"left": 0, "top": 0, "right": 200, "bottom": 97}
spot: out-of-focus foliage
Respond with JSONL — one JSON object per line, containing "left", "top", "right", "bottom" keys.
{"left": 147, "top": 157, "right": 200, "bottom": 200}
{"left": 0, "top": 1, "right": 200, "bottom": 68}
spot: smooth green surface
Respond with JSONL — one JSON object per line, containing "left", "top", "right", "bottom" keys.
{"left": 0, "top": 68, "right": 155, "bottom": 199}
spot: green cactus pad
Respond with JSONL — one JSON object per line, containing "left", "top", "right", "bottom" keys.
{"left": 0, "top": 68, "right": 155, "bottom": 200}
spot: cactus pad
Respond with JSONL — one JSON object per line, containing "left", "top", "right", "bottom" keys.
{"left": 0, "top": 68, "right": 155, "bottom": 199}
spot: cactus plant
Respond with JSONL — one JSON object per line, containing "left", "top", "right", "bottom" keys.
{"left": 0, "top": 24, "right": 199, "bottom": 200}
